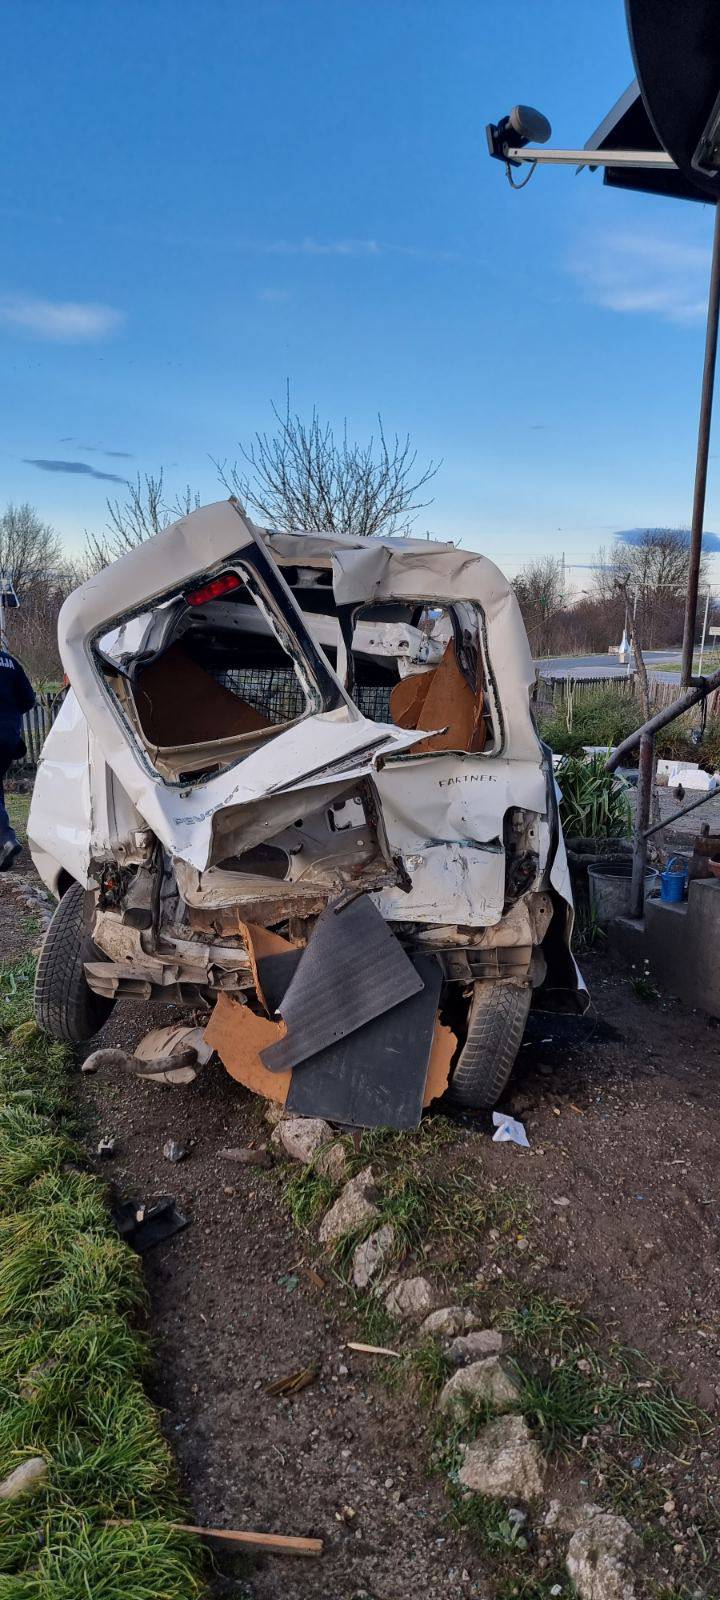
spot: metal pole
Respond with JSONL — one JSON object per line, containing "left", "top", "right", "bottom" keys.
{"left": 630, "top": 731, "right": 654, "bottom": 919}
{"left": 697, "top": 589, "right": 711, "bottom": 675}
{"left": 681, "top": 202, "right": 720, "bottom": 688}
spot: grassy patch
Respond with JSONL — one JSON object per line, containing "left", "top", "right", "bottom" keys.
{"left": 6, "top": 790, "right": 31, "bottom": 844}
{"left": 283, "top": 1165, "right": 337, "bottom": 1230}
{"left": 0, "top": 956, "right": 207, "bottom": 1599}
{"left": 407, "top": 1339, "right": 452, "bottom": 1406}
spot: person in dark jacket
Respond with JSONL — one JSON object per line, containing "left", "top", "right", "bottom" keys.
{"left": 0, "top": 649, "right": 35, "bottom": 870}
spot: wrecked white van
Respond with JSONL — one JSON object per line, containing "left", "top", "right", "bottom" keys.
{"left": 29, "top": 499, "right": 584, "bottom": 1109}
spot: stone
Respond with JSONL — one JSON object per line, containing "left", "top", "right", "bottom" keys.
{"left": 438, "top": 1356, "right": 520, "bottom": 1417}
{"left": 0, "top": 1457, "right": 48, "bottom": 1500}
{"left": 544, "top": 1499, "right": 604, "bottom": 1534}
{"left": 352, "top": 1224, "right": 396, "bottom": 1289}
{"left": 446, "top": 1329, "right": 503, "bottom": 1367}
{"left": 419, "top": 1306, "right": 481, "bottom": 1340}
{"left": 217, "top": 1146, "right": 272, "bottom": 1168}
{"left": 314, "top": 1140, "right": 349, "bottom": 1183}
{"left": 566, "top": 1512, "right": 640, "bottom": 1600}
{"left": 271, "top": 1116, "right": 334, "bottom": 1164}
{"left": 318, "top": 1167, "right": 379, "bottom": 1246}
{"left": 264, "top": 1103, "right": 285, "bottom": 1128}
{"left": 384, "top": 1275, "right": 434, "bottom": 1321}
{"left": 162, "top": 1139, "right": 187, "bottom": 1163}
{"left": 458, "top": 1415, "right": 544, "bottom": 1499}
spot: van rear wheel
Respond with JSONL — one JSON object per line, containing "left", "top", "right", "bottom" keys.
{"left": 35, "top": 882, "right": 115, "bottom": 1044}
{"left": 448, "top": 980, "right": 531, "bottom": 1109}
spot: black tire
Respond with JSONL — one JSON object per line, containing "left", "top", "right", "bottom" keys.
{"left": 34, "top": 882, "right": 115, "bottom": 1044}
{"left": 448, "top": 981, "right": 532, "bottom": 1109}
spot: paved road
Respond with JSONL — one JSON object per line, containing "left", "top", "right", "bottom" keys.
{"left": 535, "top": 651, "right": 682, "bottom": 683}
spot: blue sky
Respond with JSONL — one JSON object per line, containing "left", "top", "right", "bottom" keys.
{"left": 3, "top": 0, "right": 720, "bottom": 582}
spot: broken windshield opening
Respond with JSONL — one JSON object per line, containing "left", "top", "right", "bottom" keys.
{"left": 93, "top": 552, "right": 346, "bottom": 785}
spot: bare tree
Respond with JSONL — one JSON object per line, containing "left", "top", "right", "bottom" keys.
{"left": 593, "top": 530, "right": 705, "bottom": 649}
{"left": 218, "top": 395, "right": 439, "bottom": 538}
{"left": 0, "top": 502, "right": 64, "bottom": 592}
{"left": 85, "top": 471, "right": 199, "bottom": 570}
{"left": 512, "top": 556, "right": 566, "bottom": 657}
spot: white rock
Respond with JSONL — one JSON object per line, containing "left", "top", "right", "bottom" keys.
{"left": 384, "top": 1275, "right": 434, "bottom": 1321}
{"left": 458, "top": 1415, "right": 544, "bottom": 1500}
{"left": 446, "top": 1329, "right": 503, "bottom": 1366}
{"left": 544, "top": 1499, "right": 604, "bottom": 1533}
{"left": 352, "top": 1224, "right": 396, "bottom": 1289}
{"left": 318, "top": 1167, "right": 379, "bottom": 1246}
{"left": 438, "top": 1356, "right": 520, "bottom": 1416}
{"left": 264, "top": 1103, "right": 285, "bottom": 1127}
{"left": 271, "top": 1116, "right": 333, "bottom": 1164}
{"left": 419, "top": 1306, "right": 481, "bottom": 1339}
{"left": 0, "top": 1457, "right": 48, "bottom": 1500}
{"left": 314, "top": 1140, "right": 349, "bottom": 1183}
{"left": 566, "top": 1512, "right": 640, "bottom": 1600}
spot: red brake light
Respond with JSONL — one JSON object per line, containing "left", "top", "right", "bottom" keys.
{"left": 185, "top": 572, "right": 242, "bottom": 606}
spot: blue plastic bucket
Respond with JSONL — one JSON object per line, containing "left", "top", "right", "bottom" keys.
{"left": 660, "top": 856, "right": 688, "bottom": 904}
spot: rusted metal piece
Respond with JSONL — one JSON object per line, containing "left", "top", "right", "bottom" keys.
{"left": 630, "top": 731, "right": 655, "bottom": 919}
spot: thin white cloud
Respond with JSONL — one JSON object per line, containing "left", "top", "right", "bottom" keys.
{"left": 568, "top": 226, "right": 711, "bottom": 325}
{"left": 251, "top": 237, "right": 459, "bottom": 264}
{"left": 0, "top": 294, "right": 123, "bottom": 341}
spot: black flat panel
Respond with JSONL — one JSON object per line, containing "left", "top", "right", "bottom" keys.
{"left": 261, "top": 895, "right": 424, "bottom": 1073}
{"left": 286, "top": 955, "right": 442, "bottom": 1130}
{"left": 626, "top": 0, "right": 720, "bottom": 199}
{"left": 256, "top": 950, "right": 303, "bottom": 1014}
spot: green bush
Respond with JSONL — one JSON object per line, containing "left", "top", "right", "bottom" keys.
{"left": 539, "top": 686, "right": 639, "bottom": 756}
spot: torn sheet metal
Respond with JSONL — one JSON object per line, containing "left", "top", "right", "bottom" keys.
{"left": 261, "top": 895, "right": 424, "bottom": 1073}
{"left": 52, "top": 500, "right": 431, "bottom": 874}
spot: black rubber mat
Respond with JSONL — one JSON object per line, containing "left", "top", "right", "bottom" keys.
{"left": 255, "top": 950, "right": 303, "bottom": 1015}
{"left": 260, "top": 894, "right": 424, "bottom": 1073}
{"left": 285, "top": 954, "right": 442, "bottom": 1130}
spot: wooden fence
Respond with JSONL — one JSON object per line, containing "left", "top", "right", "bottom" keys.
{"left": 534, "top": 672, "right": 720, "bottom": 724}
{"left": 20, "top": 693, "right": 61, "bottom": 766}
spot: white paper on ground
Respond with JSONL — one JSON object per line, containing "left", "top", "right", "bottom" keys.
{"left": 492, "top": 1111, "right": 530, "bottom": 1148}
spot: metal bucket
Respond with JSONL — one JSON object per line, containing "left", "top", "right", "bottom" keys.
{"left": 587, "top": 858, "right": 653, "bottom": 926}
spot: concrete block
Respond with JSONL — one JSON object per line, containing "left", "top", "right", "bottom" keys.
{"left": 645, "top": 879, "right": 720, "bottom": 1019}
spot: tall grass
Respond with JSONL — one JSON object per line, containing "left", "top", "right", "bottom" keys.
{"left": 0, "top": 957, "right": 206, "bottom": 1600}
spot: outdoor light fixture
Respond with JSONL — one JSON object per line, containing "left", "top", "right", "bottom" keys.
{"left": 486, "top": 104, "right": 552, "bottom": 165}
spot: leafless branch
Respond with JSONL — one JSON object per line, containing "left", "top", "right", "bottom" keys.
{"left": 218, "top": 394, "right": 439, "bottom": 538}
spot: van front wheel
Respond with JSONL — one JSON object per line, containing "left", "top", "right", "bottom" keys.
{"left": 448, "top": 981, "right": 531, "bottom": 1109}
{"left": 34, "top": 882, "right": 115, "bottom": 1044}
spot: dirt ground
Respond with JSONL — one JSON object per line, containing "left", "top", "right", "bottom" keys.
{"left": 1, "top": 831, "right": 719, "bottom": 1598}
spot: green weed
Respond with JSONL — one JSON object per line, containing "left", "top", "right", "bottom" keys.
{"left": 284, "top": 1165, "right": 337, "bottom": 1229}
{"left": 409, "top": 1339, "right": 452, "bottom": 1405}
